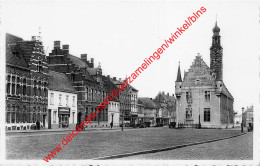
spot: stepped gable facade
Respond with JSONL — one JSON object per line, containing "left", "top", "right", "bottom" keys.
{"left": 175, "top": 22, "right": 234, "bottom": 128}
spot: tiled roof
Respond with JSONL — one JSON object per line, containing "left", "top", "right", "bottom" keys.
{"left": 6, "top": 33, "right": 28, "bottom": 68}
{"left": 48, "top": 70, "right": 76, "bottom": 93}
{"left": 68, "top": 54, "right": 90, "bottom": 68}
{"left": 138, "top": 97, "right": 158, "bottom": 109}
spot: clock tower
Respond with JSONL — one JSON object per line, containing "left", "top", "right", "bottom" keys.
{"left": 210, "top": 21, "right": 223, "bottom": 81}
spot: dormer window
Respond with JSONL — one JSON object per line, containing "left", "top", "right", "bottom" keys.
{"left": 195, "top": 79, "right": 200, "bottom": 85}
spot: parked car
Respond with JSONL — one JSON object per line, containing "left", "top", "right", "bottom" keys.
{"left": 169, "top": 122, "right": 176, "bottom": 128}
{"left": 144, "top": 122, "right": 151, "bottom": 127}
{"left": 139, "top": 123, "right": 147, "bottom": 128}
{"left": 155, "top": 123, "right": 164, "bottom": 127}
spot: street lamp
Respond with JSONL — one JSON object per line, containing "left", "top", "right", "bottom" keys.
{"left": 241, "top": 107, "right": 244, "bottom": 133}
{"left": 198, "top": 81, "right": 201, "bottom": 129}
{"left": 121, "top": 108, "right": 124, "bottom": 131}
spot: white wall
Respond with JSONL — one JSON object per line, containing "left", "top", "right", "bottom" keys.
{"left": 48, "top": 90, "right": 77, "bottom": 129}
{"left": 108, "top": 101, "right": 120, "bottom": 127}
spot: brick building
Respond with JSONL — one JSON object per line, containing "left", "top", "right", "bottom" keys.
{"left": 175, "top": 22, "right": 234, "bottom": 128}
{"left": 138, "top": 97, "right": 158, "bottom": 126}
{"left": 110, "top": 77, "right": 138, "bottom": 126}
{"left": 5, "top": 33, "right": 48, "bottom": 130}
{"left": 47, "top": 41, "right": 113, "bottom": 127}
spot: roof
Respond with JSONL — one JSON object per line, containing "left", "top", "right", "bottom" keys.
{"left": 220, "top": 82, "right": 234, "bottom": 100}
{"left": 6, "top": 33, "right": 29, "bottom": 68}
{"left": 48, "top": 70, "right": 76, "bottom": 93}
{"left": 154, "top": 92, "right": 176, "bottom": 108}
{"left": 68, "top": 54, "right": 90, "bottom": 68}
{"left": 138, "top": 97, "right": 158, "bottom": 109}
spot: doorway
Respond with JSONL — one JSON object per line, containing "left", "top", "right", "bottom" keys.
{"left": 48, "top": 109, "right": 51, "bottom": 129}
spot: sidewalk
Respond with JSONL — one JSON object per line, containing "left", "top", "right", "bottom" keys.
{"left": 6, "top": 126, "right": 132, "bottom": 133}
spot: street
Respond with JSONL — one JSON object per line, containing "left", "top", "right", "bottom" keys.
{"left": 118, "top": 131, "right": 253, "bottom": 160}
{"left": 6, "top": 127, "right": 250, "bottom": 160}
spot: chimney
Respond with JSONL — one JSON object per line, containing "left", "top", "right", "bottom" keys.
{"left": 54, "top": 41, "right": 61, "bottom": 49}
{"left": 62, "top": 45, "right": 69, "bottom": 54}
{"left": 167, "top": 92, "right": 169, "bottom": 96}
{"left": 162, "top": 91, "right": 165, "bottom": 95}
{"left": 31, "top": 36, "right": 36, "bottom": 41}
{"left": 90, "top": 58, "right": 94, "bottom": 68}
{"left": 81, "top": 54, "right": 87, "bottom": 61}
{"left": 113, "top": 77, "right": 117, "bottom": 81}
{"left": 107, "top": 75, "right": 110, "bottom": 79}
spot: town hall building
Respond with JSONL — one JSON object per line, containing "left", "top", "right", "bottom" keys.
{"left": 175, "top": 22, "right": 234, "bottom": 128}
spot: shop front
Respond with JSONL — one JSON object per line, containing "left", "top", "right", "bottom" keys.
{"left": 58, "top": 107, "right": 70, "bottom": 128}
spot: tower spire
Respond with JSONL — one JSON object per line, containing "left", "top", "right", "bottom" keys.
{"left": 176, "top": 61, "right": 182, "bottom": 82}
{"left": 210, "top": 21, "right": 223, "bottom": 81}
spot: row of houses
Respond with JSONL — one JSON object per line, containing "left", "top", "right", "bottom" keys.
{"left": 137, "top": 92, "right": 176, "bottom": 127}
{"left": 5, "top": 33, "right": 176, "bottom": 130}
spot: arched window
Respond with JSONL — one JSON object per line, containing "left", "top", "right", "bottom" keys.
{"left": 204, "top": 108, "right": 210, "bottom": 122}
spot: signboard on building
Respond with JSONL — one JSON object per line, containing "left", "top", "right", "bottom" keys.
{"left": 58, "top": 107, "right": 70, "bottom": 117}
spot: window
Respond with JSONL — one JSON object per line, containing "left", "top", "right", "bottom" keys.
{"left": 73, "top": 96, "right": 75, "bottom": 107}
{"left": 7, "top": 75, "right": 11, "bottom": 82}
{"left": 186, "top": 91, "right": 192, "bottom": 102}
{"left": 72, "top": 112, "right": 75, "bottom": 123}
{"left": 7, "top": 83, "right": 10, "bottom": 94}
{"left": 50, "top": 93, "right": 54, "bottom": 105}
{"left": 53, "top": 111, "right": 57, "bottom": 123}
{"left": 16, "top": 84, "right": 20, "bottom": 95}
{"left": 37, "top": 61, "right": 43, "bottom": 72}
{"left": 66, "top": 95, "right": 69, "bottom": 106}
{"left": 205, "top": 91, "right": 210, "bottom": 102}
{"left": 59, "top": 94, "right": 62, "bottom": 105}
{"left": 85, "top": 88, "right": 88, "bottom": 100}
{"left": 6, "top": 112, "right": 10, "bottom": 123}
{"left": 204, "top": 108, "right": 210, "bottom": 122}
{"left": 11, "top": 84, "right": 15, "bottom": 95}
{"left": 23, "top": 85, "right": 26, "bottom": 96}
{"left": 91, "top": 89, "right": 93, "bottom": 101}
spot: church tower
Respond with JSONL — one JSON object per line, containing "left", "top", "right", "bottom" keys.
{"left": 210, "top": 21, "right": 223, "bottom": 81}
{"left": 175, "top": 62, "right": 182, "bottom": 98}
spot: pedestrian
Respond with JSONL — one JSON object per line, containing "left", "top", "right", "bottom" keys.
{"left": 36, "top": 120, "right": 40, "bottom": 130}
{"left": 241, "top": 123, "right": 243, "bottom": 133}
{"left": 110, "top": 122, "right": 113, "bottom": 129}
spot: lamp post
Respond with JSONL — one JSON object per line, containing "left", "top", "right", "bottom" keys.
{"left": 111, "top": 113, "right": 114, "bottom": 129}
{"left": 121, "top": 109, "right": 124, "bottom": 131}
{"left": 198, "top": 82, "right": 201, "bottom": 129}
{"left": 241, "top": 107, "right": 244, "bottom": 133}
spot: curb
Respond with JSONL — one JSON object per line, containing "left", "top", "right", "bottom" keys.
{"left": 6, "top": 127, "right": 136, "bottom": 134}
{"left": 91, "top": 132, "right": 247, "bottom": 160}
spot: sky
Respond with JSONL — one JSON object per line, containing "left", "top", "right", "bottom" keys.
{"left": 2, "top": 0, "right": 260, "bottom": 114}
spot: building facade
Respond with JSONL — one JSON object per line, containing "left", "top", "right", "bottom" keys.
{"left": 154, "top": 92, "right": 176, "bottom": 125}
{"left": 48, "top": 71, "right": 77, "bottom": 129}
{"left": 47, "top": 41, "right": 111, "bottom": 128}
{"left": 138, "top": 97, "right": 158, "bottom": 126}
{"left": 5, "top": 33, "right": 48, "bottom": 130}
{"left": 137, "top": 100, "right": 145, "bottom": 123}
{"left": 242, "top": 106, "right": 253, "bottom": 129}
{"left": 110, "top": 77, "right": 138, "bottom": 127}
{"left": 175, "top": 22, "right": 234, "bottom": 128}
